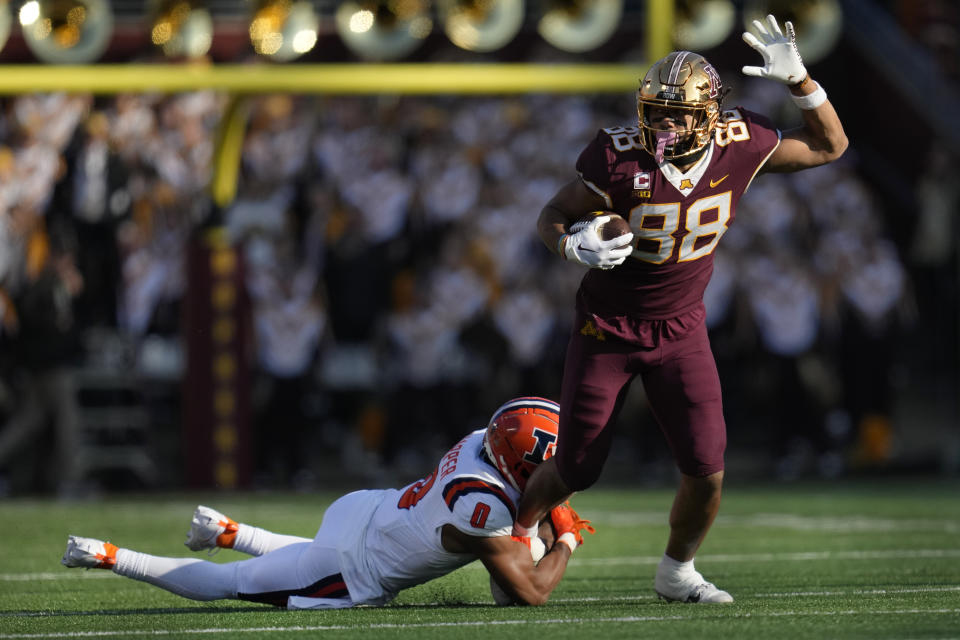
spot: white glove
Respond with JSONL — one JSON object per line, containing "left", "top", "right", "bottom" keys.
{"left": 741, "top": 14, "right": 808, "bottom": 86}
{"left": 561, "top": 215, "right": 634, "bottom": 270}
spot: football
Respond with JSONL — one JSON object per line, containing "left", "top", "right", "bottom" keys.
{"left": 570, "top": 212, "right": 632, "bottom": 246}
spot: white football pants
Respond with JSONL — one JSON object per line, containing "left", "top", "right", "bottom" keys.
{"left": 111, "top": 523, "right": 352, "bottom": 608}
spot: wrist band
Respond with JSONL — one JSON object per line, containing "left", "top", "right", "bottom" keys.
{"left": 557, "top": 234, "right": 569, "bottom": 259}
{"left": 791, "top": 82, "right": 827, "bottom": 110}
{"left": 513, "top": 522, "right": 538, "bottom": 538}
{"left": 558, "top": 532, "right": 578, "bottom": 553}
{"left": 791, "top": 74, "right": 810, "bottom": 90}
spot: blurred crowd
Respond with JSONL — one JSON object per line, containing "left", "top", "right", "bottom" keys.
{"left": 0, "top": 69, "right": 945, "bottom": 495}
{"left": 896, "top": 0, "right": 959, "bottom": 83}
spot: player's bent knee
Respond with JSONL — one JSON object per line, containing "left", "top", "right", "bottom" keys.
{"left": 676, "top": 453, "right": 725, "bottom": 479}
{"left": 682, "top": 464, "right": 725, "bottom": 478}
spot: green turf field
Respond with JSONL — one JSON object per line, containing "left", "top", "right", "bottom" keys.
{"left": 1, "top": 478, "right": 958, "bottom": 639}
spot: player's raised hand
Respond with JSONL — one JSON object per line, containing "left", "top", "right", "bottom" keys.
{"left": 561, "top": 215, "right": 634, "bottom": 270}
{"left": 741, "top": 14, "right": 808, "bottom": 86}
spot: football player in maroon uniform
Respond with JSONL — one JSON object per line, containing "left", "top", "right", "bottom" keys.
{"left": 512, "top": 15, "right": 848, "bottom": 603}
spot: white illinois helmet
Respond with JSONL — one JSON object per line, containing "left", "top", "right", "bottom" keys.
{"left": 637, "top": 50, "right": 725, "bottom": 161}
{"left": 483, "top": 397, "right": 560, "bottom": 492}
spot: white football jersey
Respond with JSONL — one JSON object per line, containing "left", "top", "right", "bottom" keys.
{"left": 332, "top": 429, "right": 519, "bottom": 605}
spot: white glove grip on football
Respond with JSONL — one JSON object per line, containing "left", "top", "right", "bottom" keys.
{"left": 741, "top": 14, "right": 808, "bottom": 86}
{"left": 560, "top": 216, "right": 634, "bottom": 270}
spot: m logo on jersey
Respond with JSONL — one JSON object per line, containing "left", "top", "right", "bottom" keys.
{"left": 522, "top": 428, "right": 558, "bottom": 466}
{"left": 580, "top": 319, "right": 606, "bottom": 341}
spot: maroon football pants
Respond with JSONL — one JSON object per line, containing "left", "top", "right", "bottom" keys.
{"left": 555, "top": 308, "right": 726, "bottom": 490}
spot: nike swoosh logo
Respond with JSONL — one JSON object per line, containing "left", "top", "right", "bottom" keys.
{"left": 709, "top": 175, "right": 729, "bottom": 188}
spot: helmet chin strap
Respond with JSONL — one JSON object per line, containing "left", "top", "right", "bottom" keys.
{"left": 681, "top": 144, "right": 709, "bottom": 165}
{"left": 499, "top": 455, "right": 522, "bottom": 492}
{"left": 654, "top": 130, "right": 678, "bottom": 164}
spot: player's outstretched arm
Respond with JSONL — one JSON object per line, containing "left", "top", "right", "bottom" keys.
{"left": 472, "top": 533, "right": 572, "bottom": 606}
{"left": 449, "top": 503, "right": 596, "bottom": 606}
{"left": 743, "top": 14, "right": 848, "bottom": 172}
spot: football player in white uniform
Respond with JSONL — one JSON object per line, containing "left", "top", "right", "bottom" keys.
{"left": 61, "top": 397, "right": 595, "bottom": 608}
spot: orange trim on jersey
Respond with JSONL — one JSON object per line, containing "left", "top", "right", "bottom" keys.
{"left": 306, "top": 579, "right": 349, "bottom": 599}
{"left": 442, "top": 477, "right": 516, "bottom": 522}
{"left": 238, "top": 572, "right": 350, "bottom": 608}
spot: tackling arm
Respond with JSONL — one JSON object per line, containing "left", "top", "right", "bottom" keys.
{"left": 455, "top": 529, "right": 572, "bottom": 606}
{"left": 445, "top": 502, "right": 595, "bottom": 605}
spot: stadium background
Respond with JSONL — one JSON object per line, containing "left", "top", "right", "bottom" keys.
{"left": 0, "top": 0, "right": 956, "bottom": 498}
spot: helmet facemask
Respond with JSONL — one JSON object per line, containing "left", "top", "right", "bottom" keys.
{"left": 637, "top": 99, "right": 719, "bottom": 163}
{"left": 636, "top": 50, "right": 724, "bottom": 163}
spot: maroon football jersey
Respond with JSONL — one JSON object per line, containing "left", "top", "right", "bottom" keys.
{"left": 574, "top": 107, "right": 780, "bottom": 327}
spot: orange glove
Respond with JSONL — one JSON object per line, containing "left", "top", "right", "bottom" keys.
{"left": 549, "top": 501, "right": 595, "bottom": 551}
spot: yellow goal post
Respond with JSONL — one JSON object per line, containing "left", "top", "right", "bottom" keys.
{"left": 0, "top": 62, "right": 645, "bottom": 95}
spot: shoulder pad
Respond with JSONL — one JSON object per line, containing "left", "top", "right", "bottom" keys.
{"left": 442, "top": 476, "right": 516, "bottom": 536}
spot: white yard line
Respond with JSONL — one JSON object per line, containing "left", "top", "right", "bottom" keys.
{"left": 595, "top": 511, "right": 960, "bottom": 533}
{"left": 5, "top": 548, "right": 959, "bottom": 582}
{"left": 573, "top": 548, "right": 960, "bottom": 566}
{"left": 753, "top": 586, "right": 960, "bottom": 598}
{"left": 548, "top": 585, "right": 960, "bottom": 602}
{"left": 0, "top": 572, "right": 113, "bottom": 582}
{"left": 2, "top": 609, "right": 960, "bottom": 638}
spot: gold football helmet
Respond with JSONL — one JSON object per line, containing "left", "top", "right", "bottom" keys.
{"left": 637, "top": 50, "right": 724, "bottom": 162}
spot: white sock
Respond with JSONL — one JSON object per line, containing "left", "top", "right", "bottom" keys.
{"left": 657, "top": 553, "right": 696, "bottom": 583}
{"left": 114, "top": 548, "right": 237, "bottom": 601}
{"left": 232, "top": 525, "right": 310, "bottom": 557}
